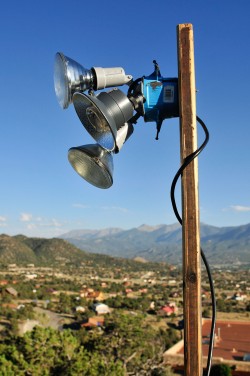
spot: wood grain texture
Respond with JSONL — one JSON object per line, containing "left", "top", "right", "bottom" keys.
{"left": 177, "top": 23, "right": 202, "bottom": 376}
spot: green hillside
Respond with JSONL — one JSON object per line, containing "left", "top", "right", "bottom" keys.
{"left": 0, "top": 235, "right": 37, "bottom": 264}
{"left": 0, "top": 234, "right": 87, "bottom": 266}
{"left": 0, "top": 234, "right": 171, "bottom": 273}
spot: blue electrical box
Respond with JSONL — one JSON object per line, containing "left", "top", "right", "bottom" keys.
{"left": 142, "top": 72, "right": 179, "bottom": 125}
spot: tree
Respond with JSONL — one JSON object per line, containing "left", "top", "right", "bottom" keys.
{"left": 0, "top": 354, "right": 19, "bottom": 376}
{"left": 0, "top": 309, "right": 180, "bottom": 375}
{"left": 202, "top": 308, "right": 211, "bottom": 318}
{"left": 216, "top": 299, "right": 226, "bottom": 312}
{"left": 210, "top": 364, "right": 232, "bottom": 376}
{"left": 58, "top": 293, "right": 74, "bottom": 314}
{"left": 151, "top": 366, "right": 176, "bottom": 376}
{"left": 0, "top": 325, "right": 125, "bottom": 375}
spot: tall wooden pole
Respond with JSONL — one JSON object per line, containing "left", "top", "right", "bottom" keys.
{"left": 177, "top": 24, "right": 202, "bottom": 376}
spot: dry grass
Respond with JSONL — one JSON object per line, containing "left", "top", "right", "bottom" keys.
{"left": 216, "top": 311, "right": 250, "bottom": 321}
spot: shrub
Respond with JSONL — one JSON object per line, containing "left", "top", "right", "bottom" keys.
{"left": 210, "top": 364, "right": 232, "bottom": 376}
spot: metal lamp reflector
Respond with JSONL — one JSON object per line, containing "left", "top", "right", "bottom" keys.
{"left": 68, "top": 144, "right": 113, "bottom": 189}
{"left": 73, "top": 89, "right": 134, "bottom": 151}
{"left": 54, "top": 52, "right": 133, "bottom": 110}
{"left": 54, "top": 52, "right": 94, "bottom": 109}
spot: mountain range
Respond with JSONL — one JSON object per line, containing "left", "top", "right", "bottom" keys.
{"left": 60, "top": 223, "right": 250, "bottom": 265}
{"left": 0, "top": 223, "right": 249, "bottom": 267}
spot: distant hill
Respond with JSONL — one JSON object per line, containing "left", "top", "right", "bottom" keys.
{"left": 60, "top": 223, "right": 250, "bottom": 265}
{"left": 0, "top": 234, "right": 85, "bottom": 265}
{"left": 0, "top": 235, "right": 37, "bottom": 264}
{"left": 0, "top": 234, "right": 170, "bottom": 272}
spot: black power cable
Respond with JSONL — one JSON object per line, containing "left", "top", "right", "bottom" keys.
{"left": 170, "top": 116, "right": 216, "bottom": 376}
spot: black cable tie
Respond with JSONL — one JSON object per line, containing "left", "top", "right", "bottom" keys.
{"left": 155, "top": 121, "right": 163, "bottom": 140}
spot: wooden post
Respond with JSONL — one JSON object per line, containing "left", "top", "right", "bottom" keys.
{"left": 177, "top": 24, "right": 202, "bottom": 376}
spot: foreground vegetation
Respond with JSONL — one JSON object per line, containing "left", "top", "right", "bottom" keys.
{"left": 0, "top": 311, "right": 179, "bottom": 375}
{"left": 0, "top": 235, "right": 249, "bottom": 375}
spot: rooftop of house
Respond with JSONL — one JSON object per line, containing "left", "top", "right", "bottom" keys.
{"left": 202, "top": 320, "right": 250, "bottom": 361}
{"left": 164, "top": 319, "right": 250, "bottom": 374}
{"left": 5, "top": 287, "right": 18, "bottom": 296}
{"left": 178, "top": 320, "right": 250, "bottom": 362}
{"left": 81, "top": 316, "right": 105, "bottom": 328}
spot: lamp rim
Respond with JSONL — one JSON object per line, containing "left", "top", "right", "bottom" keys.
{"left": 68, "top": 145, "right": 113, "bottom": 189}
{"left": 54, "top": 52, "right": 71, "bottom": 109}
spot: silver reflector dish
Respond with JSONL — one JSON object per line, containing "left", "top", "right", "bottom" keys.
{"left": 68, "top": 144, "right": 113, "bottom": 189}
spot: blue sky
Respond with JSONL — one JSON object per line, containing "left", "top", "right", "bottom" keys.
{"left": 0, "top": 0, "right": 250, "bottom": 237}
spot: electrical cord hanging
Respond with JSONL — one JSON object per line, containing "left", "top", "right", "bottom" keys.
{"left": 170, "top": 116, "right": 216, "bottom": 376}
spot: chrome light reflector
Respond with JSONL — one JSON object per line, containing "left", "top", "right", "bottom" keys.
{"left": 54, "top": 52, "right": 94, "bottom": 109}
{"left": 68, "top": 144, "right": 113, "bottom": 189}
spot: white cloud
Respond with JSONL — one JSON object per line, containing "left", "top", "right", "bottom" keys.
{"left": 101, "top": 206, "right": 129, "bottom": 213}
{"left": 230, "top": 205, "right": 250, "bottom": 212}
{"left": 0, "top": 216, "right": 7, "bottom": 227}
{"left": 73, "top": 203, "right": 90, "bottom": 209}
{"left": 18, "top": 216, "right": 67, "bottom": 238}
{"left": 18, "top": 213, "right": 65, "bottom": 237}
{"left": 33, "top": 218, "right": 64, "bottom": 228}
{"left": 27, "top": 223, "right": 37, "bottom": 230}
{"left": 51, "top": 218, "right": 63, "bottom": 227}
{"left": 20, "top": 213, "right": 32, "bottom": 222}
